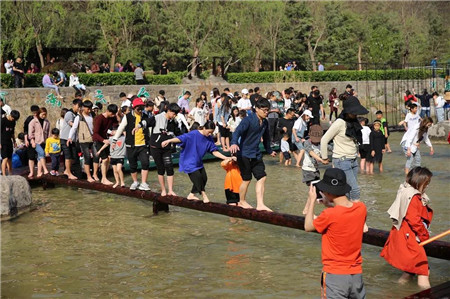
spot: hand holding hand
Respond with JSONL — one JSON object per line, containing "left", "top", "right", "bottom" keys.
{"left": 161, "top": 140, "right": 170, "bottom": 148}
{"left": 321, "top": 158, "right": 329, "bottom": 165}
{"left": 270, "top": 151, "right": 277, "bottom": 157}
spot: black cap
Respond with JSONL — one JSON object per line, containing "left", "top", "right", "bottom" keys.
{"left": 316, "top": 168, "right": 352, "bottom": 196}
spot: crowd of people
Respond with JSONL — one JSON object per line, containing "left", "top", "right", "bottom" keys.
{"left": 1, "top": 82, "right": 447, "bottom": 296}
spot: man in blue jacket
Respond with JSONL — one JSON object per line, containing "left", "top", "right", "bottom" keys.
{"left": 230, "top": 98, "right": 277, "bottom": 211}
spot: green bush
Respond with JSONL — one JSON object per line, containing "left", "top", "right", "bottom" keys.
{"left": 227, "top": 69, "right": 435, "bottom": 83}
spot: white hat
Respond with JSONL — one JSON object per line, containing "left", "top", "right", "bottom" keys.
{"left": 126, "top": 93, "right": 134, "bottom": 99}
{"left": 301, "top": 110, "right": 314, "bottom": 118}
{"left": 121, "top": 99, "right": 131, "bottom": 108}
{"left": 241, "top": 88, "right": 249, "bottom": 95}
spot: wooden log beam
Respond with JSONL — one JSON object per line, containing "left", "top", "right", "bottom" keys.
{"left": 27, "top": 175, "right": 450, "bottom": 260}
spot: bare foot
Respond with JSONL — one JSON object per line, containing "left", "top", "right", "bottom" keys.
{"left": 101, "top": 180, "right": 114, "bottom": 186}
{"left": 36, "top": 173, "right": 43, "bottom": 178}
{"left": 68, "top": 175, "right": 78, "bottom": 180}
{"left": 93, "top": 176, "right": 100, "bottom": 182}
{"left": 256, "top": 205, "right": 273, "bottom": 212}
{"left": 238, "top": 201, "right": 253, "bottom": 209}
{"left": 161, "top": 190, "right": 167, "bottom": 196}
{"left": 121, "top": 184, "right": 126, "bottom": 188}
{"left": 112, "top": 183, "right": 119, "bottom": 188}
{"left": 398, "top": 273, "right": 412, "bottom": 284}
{"left": 168, "top": 191, "right": 177, "bottom": 196}
{"left": 187, "top": 193, "right": 200, "bottom": 200}
{"left": 87, "top": 178, "right": 95, "bottom": 183}
{"left": 28, "top": 173, "right": 34, "bottom": 179}
{"left": 43, "top": 171, "right": 49, "bottom": 175}
{"left": 295, "top": 164, "right": 301, "bottom": 168}
{"left": 202, "top": 194, "right": 210, "bottom": 203}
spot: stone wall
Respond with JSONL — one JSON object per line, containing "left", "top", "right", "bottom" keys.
{"left": 0, "top": 78, "right": 436, "bottom": 127}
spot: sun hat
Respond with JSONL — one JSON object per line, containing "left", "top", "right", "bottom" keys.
{"left": 342, "top": 96, "right": 369, "bottom": 115}
{"left": 309, "top": 124, "right": 323, "bottom": 143}
{"left": 301, "top": 110, "right": 314, "bottom": 118}
{"left": 132, "top": 98, "right": 145, "bottom": 108}
{"left": 241, "top": 88, "right": 249, "bottom": 95}
{"left": 316, "top": 168, "right": 352, "bottom": 196}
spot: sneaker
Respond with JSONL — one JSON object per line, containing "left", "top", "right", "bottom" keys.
{"left": 138, "top": 182, "right": 151, "bottom": 191}
{"left": 50, "top": 170, "right": 56, "bottom": 176}
{"left": 130, "top": 181, "right": 140, "bottom": 190}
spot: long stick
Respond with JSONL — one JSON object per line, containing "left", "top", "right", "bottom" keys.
{"left": 419, "top": 229, "right": 450, "bottom": 247}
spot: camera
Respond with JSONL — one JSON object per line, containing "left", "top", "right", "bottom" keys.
{"left": 311, "top": 180, "right": 324, "bottom": 202}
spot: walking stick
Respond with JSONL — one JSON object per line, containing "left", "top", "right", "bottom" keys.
{"left": 419, "top": 229, "right": 450, "bottom": 247}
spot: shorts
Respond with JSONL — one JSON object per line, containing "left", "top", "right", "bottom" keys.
{"left": 359, "top": 144, "right": 370, "bottom": 159}
{"left": 302, "top": 169, "right": 320, "bottom": 184}
{"left": 94, "top": 141, "right": 109, "bottom": 162}
{"left": 127, "top": 146, "right": 149, "bottom": 173}
{"left": 282, "top": 152, "right": 291, "bottom": 160}
{"left": 321, "top": 272, "right": 366, "bottom": 299}
{"left": 225, "top": 189, "right": 240, "bottom": 204}
{"left": 218, "top": 125, "right": 230, "bottom": 138}
{"left": 110, "top": 158, "right": 124, "bottom": 165}
{"left": 384, "top": 137, "right": 389, "bottom": 145}
{"left": 27, "top": 144, "right": 37, "bottom": 161}
{"left": 237, "top": 156, "right": 266, "bottom": 181}
{"left": 1, "top": 142, "right": 13, "bottom": 159}
{"left": 366, "top": 151, "right": 383, "bottom": 163}
{"left": 61, "top": 139, "right": 79, "bottom": 160}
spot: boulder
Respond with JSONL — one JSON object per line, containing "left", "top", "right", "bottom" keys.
{"left": 428, "top": 121, "right": 450, "bottom": 140}
{"left": 1, "top": 175, "right": 32, "bottom": 219}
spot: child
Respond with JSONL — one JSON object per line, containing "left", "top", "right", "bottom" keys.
{"left": 280, "top": 133, "right": 291, "bottom": 166}
{"left": 359, "top": 117, "right": 371, "bottom": 172}
{"left": 304, "top": 168, "right": 367, "bottom": 298}
{"left": 221, "top": 158, "right": 242, "bottom": 206}
{"left": 45, "top": 128, "right": 61, "bottom": 176}
{"left": 108, "top": 128, "right": 126, "bottom": 188}
{"left": 292, "top": 110, "right": 313, "bottom": 168}
{"left": 401, "top": 117, "right": 434, "bottom": 175}
{"left": 375, "top": 110, "right": 391, "bottom": 153}
{"left": 1, "top": 110, "right": 20, "bottom": 175}
{"left": 188, "top": 98, "right": 207, "bottom": 127}
{"left": 381, "top": 167, "right": 433, "bottom": 289}
{"left": 227, "top": 106, "right": 241, "bottom": 133}
{"left": 399, "top": 103, "right": 420, "bottom": 132}
{"left": 366, "top": 120, "right": 385, "bottom": 174}
{"left": 301, "top": 124, "right": 328, "bottom": 214}
{"left": 161, "top": 121, "right": 234, "bottom": 203}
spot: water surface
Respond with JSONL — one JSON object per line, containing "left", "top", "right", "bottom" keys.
{"left": 2, "top": 132, "right": 449, "bottom": 298}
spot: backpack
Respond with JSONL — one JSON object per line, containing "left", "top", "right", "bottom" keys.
{"left": 78, "top": 114, "right": 93, "bottom": 143}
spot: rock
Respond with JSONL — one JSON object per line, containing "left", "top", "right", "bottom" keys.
{"left": 428, "top": 121, "right": 450, "bottom": 140}
{"left": 1, "top": 175, "right": 33, "bottom": 219}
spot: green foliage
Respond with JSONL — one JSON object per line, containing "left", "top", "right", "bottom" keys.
{"left": 227, "top": 69, "right": 434, "bottom": 84}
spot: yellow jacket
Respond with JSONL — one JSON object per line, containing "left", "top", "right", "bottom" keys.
{"left": 45, "top": 136, "right": 61, "bottom": 154}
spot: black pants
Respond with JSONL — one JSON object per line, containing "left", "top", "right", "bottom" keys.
{"left": 127, "top": 146, "right": 149, "bottom": 173}
{"left": 150, "top": 147, "right": 174, "bottom": 176}
{"left": 188, "top": 167, "right": 207, "bottom": 194}
{"left": 268, "top": 118, "right": 279, "bottom": 143}
{"left": 329, "top": 110, "right": 338, "bottom": 121}
{"left": 311, "top": 113, "right": 320, "bottom": 125}
{"left": 14, "top": 75, "right": 23, "bottom": 88}
{"left": 50, "top": 153, "right": 60, "bottom": 171}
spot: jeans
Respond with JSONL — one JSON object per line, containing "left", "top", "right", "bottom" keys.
{"left": 402, "top": 146, "right": 421, "bottom": 170}
{"left": 333, "top": 157, "right": 360, "bottom": 200}
{"left": 43, "top": 83, "right": 59, "bottom": 94}
{"left": 50, "top": 153, "right": 60, "bottom": 171}
{"left": 436, "top": 108, "right": 444, "bottom": 122}
{"left": 420, "top": 108, "right": 431, "bottom": 118}
{"left": 35, "top": 144, "right": 46, "bottom": 161}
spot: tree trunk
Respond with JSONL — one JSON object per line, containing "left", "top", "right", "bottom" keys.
{"left": 253, "top": 47, "right": 261, "bottom": 72}
{"left": 36, "top": 39, "right": 45, "bottom": 70}
{"left": 358, "top": 43, "right": 362, "bottom": 71}
{"left": 190, "top": 46, "right": 199, "bottom": 78}
{"left": 110, "top": 51, "right": 116, "bottom": 72}
{"left": 307, "top": 39, "right": 317, "bottom": 71}
{"left": 272, "top": 47, "right": 277, "bottom": 72}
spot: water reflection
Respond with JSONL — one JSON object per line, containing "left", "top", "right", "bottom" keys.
{"left": 1, "top": 133, "right": 449, "bottom": 298}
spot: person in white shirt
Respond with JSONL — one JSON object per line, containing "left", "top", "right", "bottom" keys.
{"left": 69, "top": 72, "right": 86, "bottom": 93}
{"left": 237, "top": 89, "right": 252, "bottom": 114}
{"left": 399, "top": 104, "right": 421, "bottom": 150}
{"left": 359, "top": 117, "right": 371, "bottom": 172}
{"left": 188, "top": 98, "right": 207, "bottom": 127}
{"left": 283, "top": 89, "right": 292, "bottom": 110}
{"left": 432, "top": 92, "right": 445, "bottom": 122}
{"left": 4, "top": 59, "right": 13, "bottom": 75}
{"left": 400, "top": 117, "right": 434, "bottom": 175}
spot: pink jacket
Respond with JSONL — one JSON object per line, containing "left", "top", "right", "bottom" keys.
{"left": 28, "top": 117, "right": 50, "bottom": 145}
